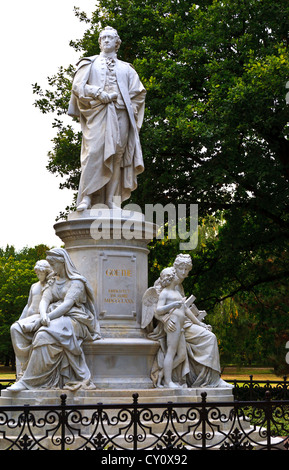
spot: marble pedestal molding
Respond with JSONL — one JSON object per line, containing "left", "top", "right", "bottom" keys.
{"left": 54, "top": 208, "right": 159, "bottom": 389}
{"left": 0, "top": 386, "right": 234, "bottom": 406}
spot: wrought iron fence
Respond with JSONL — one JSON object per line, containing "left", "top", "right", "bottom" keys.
{"left": 227, "top": 376, "right": 289, "bottom": 401}
{"left": 0, "top": 391, "right": 289, "bottom": 450}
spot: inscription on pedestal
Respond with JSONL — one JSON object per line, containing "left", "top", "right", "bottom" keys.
{"left": 98, "top": 251, "right": 136, "bottom": 319}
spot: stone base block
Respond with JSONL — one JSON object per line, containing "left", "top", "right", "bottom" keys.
{"left": 83, "top": 337, "right": 159, "bottom": 389}
{"left": 0, "top": 386, "right": 234, "bottom": 406}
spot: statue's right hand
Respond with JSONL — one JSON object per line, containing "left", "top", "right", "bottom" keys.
{"left": 40, "top": 314, "right": 50, "bottom": 327}
{"left": 99, "top": 91, "right": 111, "bottom": 103}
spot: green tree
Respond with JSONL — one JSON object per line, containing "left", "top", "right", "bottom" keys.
{"left": 33, "top": 0, "right": 289, "bottom": 294}
{"left": 32, "top": 1, "right": 289, "bottom": 365}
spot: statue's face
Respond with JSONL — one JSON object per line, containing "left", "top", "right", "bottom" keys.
{"left": 175, "top": 264, "right": 190, "bottom": 282}
{"left": 161, "top": 272, "right": 174, "bottom": 287}
{"left": 47, "top": 258, "right": 64, "bottom": 277}
{"left": 99, "top": 32, "right": 118, "bottom": 53}
{"left": 36, "top": 271, "right": 47, "bottom": 283}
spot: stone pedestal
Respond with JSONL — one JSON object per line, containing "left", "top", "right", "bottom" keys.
{"left": 0, "top": 386, "right": 234, "bottom": 406}
{"left": 54, "top": 208, "right": 159, "bottom": 389}
{"left": 83, "top": 338, "right": 158, "bottom": 389}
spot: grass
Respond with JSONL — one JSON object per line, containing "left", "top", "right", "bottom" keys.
{"left": 221, "top": 366, "right": 282, "bottom": 382}
{"left": 0, "top": 366, "right": 16, "bottom": 380}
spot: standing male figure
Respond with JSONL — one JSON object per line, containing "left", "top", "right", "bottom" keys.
{"left": 68, "top": 26, "right": 146, "bottom": 211}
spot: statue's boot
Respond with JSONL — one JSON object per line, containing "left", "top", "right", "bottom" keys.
{"left": 77, "top": 195, "right": 91, "bottom": 212}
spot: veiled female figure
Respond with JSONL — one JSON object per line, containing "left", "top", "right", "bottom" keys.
{"left": 9, "top": 248, "right": 101, "bottom": 391}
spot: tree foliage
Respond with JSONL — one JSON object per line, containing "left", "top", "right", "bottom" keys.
{"left": 32, "top": 1, "right": 289, "bottom": 368}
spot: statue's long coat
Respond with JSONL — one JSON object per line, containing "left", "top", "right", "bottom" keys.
{"left": 68, "top": 54, "right": 146, "bottom": 205}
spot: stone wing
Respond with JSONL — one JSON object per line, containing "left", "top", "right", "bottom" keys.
{"left": 141, "top": 287, "right": 159, "bottom": 328}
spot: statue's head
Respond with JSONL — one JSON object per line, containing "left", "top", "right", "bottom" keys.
{"left": 34, "top": 260, "right": 52, "bottom": 282}
{"left": 173, "top": 254, "right": 192, "bottom": 282}
{"left": 46, "top": 249, "right": 66, "bottom": 277}
{"left": 46, "top": 248, "right": 87, "bottom": 284}
{"left": 159, "top": 267, "right": 176, "bottom": 288}
{"left": 98, "top": 26, "right": 122, "bottom": 53}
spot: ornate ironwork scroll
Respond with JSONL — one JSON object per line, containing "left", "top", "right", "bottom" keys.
{"left": 0, "top": 392, "right": 289, "bottom": 450}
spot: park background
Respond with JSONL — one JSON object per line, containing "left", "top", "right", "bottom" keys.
{"left": 1, "top": 0, "right": 289, "bottom": 382}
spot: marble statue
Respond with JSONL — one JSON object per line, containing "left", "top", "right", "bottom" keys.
{"left": 142, "top": 254, "right": 232, "bottom": 388}
{"left": 68, "top": 26, "right": 146, "bottom": 211}
{"left": 8, "top": 248, "right": 101, "bottom": 392}
{"left": 153, "top": 267, "right": 188, "bottom": 388}
{"left": 19, "top": 259, "right": 53, "bottom": 323}
{"left": 11, "top": 259, "right": 53, "bottom": 379}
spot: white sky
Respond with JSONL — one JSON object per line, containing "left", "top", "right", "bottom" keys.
{"left": 0, "top": 1, "right": 96, "bottom": 250}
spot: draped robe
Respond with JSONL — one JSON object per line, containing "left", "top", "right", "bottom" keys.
{"left": 68, "top": 54, "right": 146, "bottom": 206}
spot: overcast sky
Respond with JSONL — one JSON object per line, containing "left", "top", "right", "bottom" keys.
{"left": 0, "top": 1, "right": 96, "bottom": 250}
